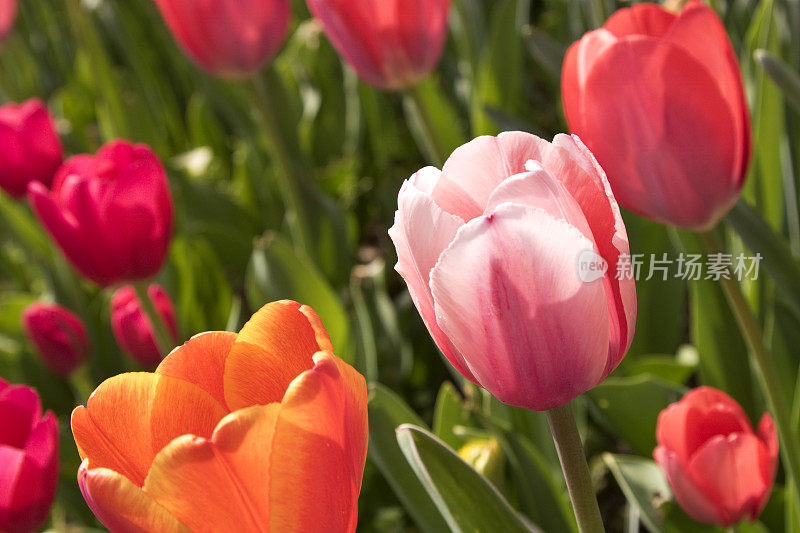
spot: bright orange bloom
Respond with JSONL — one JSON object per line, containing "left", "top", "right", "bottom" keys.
{"left": 71, "top": 300, "right": 368, "bottom": 533}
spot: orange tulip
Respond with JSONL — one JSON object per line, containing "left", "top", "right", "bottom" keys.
{"left": 71, "top": 300, "right": 368, "bottom": 533}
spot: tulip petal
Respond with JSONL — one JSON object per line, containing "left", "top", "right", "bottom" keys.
{"left": 269, "top": 352, "right": 368, "bottom": 532}
{"left": 562, "top": 29, "right": 618, "bottom": 134}
{"left": 580, "top": 36, "right": 740, "bottom": 229}
{"left": 654, "top": 446, "right": 725, "bottom": 526}
{"left": 666, "top": 0, "right": 751, "bottom": 182}
{"left": 656, "top": 386, "right": 752, "bottom": 464}
{"left": 156, "top": 331, "right": 237, "bottom": 409}
{"left": 223, "top": 300, "right": 334, "bottom": 410}
{"left": 388, "top": 172, "right": 476, "bottom": 382}
{"left": 0, "top": 384, "right": 40, "bottom": 448}
{"left": 430, "top": 204, "right": 610, "bottom": 411}
{"left": 603, "top": 3, "right": 676, "bottom": 38}
{"left": 144, "top": 404, "right": 280, "bottom": 532}
{"left": 688, "top": 433, "right": 771, "bottom": 526}
{"left": 756, "top": 414, "right": 779, "bottom": 515}
{"left": 72, "top": 373, "right": 228, "bottom": 487}
{"left": 79, "top": 461, "right": 190, "bottom": 533}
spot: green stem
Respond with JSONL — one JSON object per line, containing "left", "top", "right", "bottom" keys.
{"left": 546, "top": 403, "right": 605, "bottom": 533}
{"left": 699, "top": 229, "right": 800, "bottom": 517}
{"left": 404, "top": 84, "right": 447, "bottom": 167}
{"left": 245, "top": 74, "right": 312, "bottom": 256}
{"left": 133, "top": 283, "right": 174, "bottom": 358}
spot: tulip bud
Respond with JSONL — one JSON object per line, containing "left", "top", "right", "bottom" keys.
{"left": 0, "top": 378, "right": 59, "bottom": 533}
{"left": 0, "top": 98, "right": 63, "bottom": 199}
{"left": 22, "top": 302, "right": 89, "bottom": 377}
{"left": 28, "top": 140, "right": 173, "bottom": 286}
{"left": 152, "top": 0, "right": 291, "bottom": 78}
{"left": 306, "top": 0, "right": 451, "bottom": 90}
{"left": 389, "top": 132, "right": 637, "bottom": 411}
{"left": 561, "top": 0, "right": 751, "bottom": 230}
{"left": 110, "top": 284, "right": 179, "bottom": 367}
{"left": 654, "top": 387, "right": 778, "bottom": 527}
{"left": 0, "top": 0, "right": 16, "bottom": 44}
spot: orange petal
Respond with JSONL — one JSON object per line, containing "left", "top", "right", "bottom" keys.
{"left": 143, "top": 404, "right": 280, "bottom": 532}
{"left": 269, "top": 351, "right": 368, "bottom": 533}
{"left": 223, "top": 300, "right": 333, "bottom": 410}
{"left": 72, "top": 373, "right": 228, "bottom": 486}
{"left": 78, "top": 460, "right": 190, "bottom": 533}
{"left": 156, "top": 331, "right": 237, "bottom": 409}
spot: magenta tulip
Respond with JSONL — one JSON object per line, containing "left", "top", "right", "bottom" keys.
{"left": 306, "top": 0, "right": 451, "bottom": 90}
{"left": 0, "top": 0, "right": 16, "bottom": 44}
{"left": 389, "top": 132, "right": 637, "bottom": 411}
{"left": 562, "top": 0, "right": 751, "bottom": 230}
{"left": 0, "top": 379, "right": 58, "bottom": 533}
{"left": 110, "top": 284, "right": 179, "bottom": 367}
{"left": 655, "top": 387, "right": 778, "bottom": 526}
{"left": 152, "top": 0, "right": 290, "bottom": 78}
{"left": 0, "top": 98, "right": 63, "bottom": 199}
{"left": 28, "top": 140, "right": 173, "bottom": 286}
{"left": 22, "top": 302, "right": 89, "bottom": 377}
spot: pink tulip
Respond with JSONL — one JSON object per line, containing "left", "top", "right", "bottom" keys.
{"left": 561, "top": 0, "right": 751, "bottom": 230}
{"left": 152, "top": 0, "right": 291, "bottom": 78}
{"left": 389, "top": 132, "right": 637, "bottom": 411}
{"left": 655, "top": 387, "right": 778, "bottom": 527}
{"left": 306, "top": 0, "right": 451, "bottom": 90}
{"left": 0, "top": 378, "right": 59, "bottom": 533}
{"left": 110, "top": 284, "right": 179, "bottom": 367}
{"left": 0, "top": 0, "right": 16, "bottom": 44}
{"left": 0, "top": 98, "right": 63, "bottom": 199}
{"left": 28, "top": 140, "right": 173, "bottom": 286}
{"left": 22, "top": 302, "right": 89, "bottom": 377}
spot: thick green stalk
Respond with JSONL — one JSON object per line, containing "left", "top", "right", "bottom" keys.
{"left": 547, "top": 403, "right": 605, "bottom": 533}
{"left": 699, "top": 229, "right": 800, "bottom": 518}
{"left": 133, "top": 283, "right": 174, "bottom": 358}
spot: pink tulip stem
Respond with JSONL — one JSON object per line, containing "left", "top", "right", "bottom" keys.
{"left": 246, "top": 74, "right": 312, "bottom": 256}
{"left": 403, "top": 84, "right": 447, "bottom": 167}
{"left": 546, "top": 403, "right": 605, "bottom": 533}
{"left": 699, "top": 229, "right": 800, "bottom": 518}
{"left": 133, "top": 282, "right": 174, "bottom": 358}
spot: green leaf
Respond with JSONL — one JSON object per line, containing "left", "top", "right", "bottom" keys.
{"left": 432, "top": 382, "right": 473, "bottom": 450}
{"left": 588, "top": 375, "right": 685, "bottom": 456}
{"left": 245, "top": 232, "right": 351, "bottom": 362}
{"left": 754, "top": 49, "right": 800, "bottom": 113}
{"left": 396, "top": 424, "right": 535, "bottom": 533}
{"left": 602, "top": 454, "right": 670, "bottom": 533}
{"left": 625, "top": 351, "right": 697, "bottom": 386}
{"left": 367, "top": 385, "right": 450, "bottom": 533}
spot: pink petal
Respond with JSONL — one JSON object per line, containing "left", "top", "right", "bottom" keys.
{"left": 654, "top": 446, "right": 725, "bottom": 526}
{"left": 603, "top": 3, "right": 676, "bottom": 38}
{"left": 429, "top": 204, "right": 610, "bottom": 411}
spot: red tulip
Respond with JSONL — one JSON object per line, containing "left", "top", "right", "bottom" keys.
{"left": 110, "top": 284, "right": 179, "bottom": 367}
{"left": 0, "top": 98, "right": 63, "bottom": 199}
{"left": 73, "top": 300, "right": 368, "bottom": 532}
{"left": 0, "top": 0, "right": 16, "bottom": 44}
{"left": 22, "top": 302, "right": 89, "bottom": 377}
{"left": 654, "top": 387, "right": 778, "bottom": 527}
{"left": 28, "top": 140, "right": 174, "bottom": 286}
{"left": 562, "top": 0, "right": 751, "bottom": 230}
{"left": 389, "top": 132, "right": 637, "bottom": 410}
{"left": 0, "top": 378, "right": 59, "bottom": 533}
{"left": 152, "top": 0, "right": 290, "bottom": 78}
{"left": 306, "top": 0, "right": 451, "bottom": 90}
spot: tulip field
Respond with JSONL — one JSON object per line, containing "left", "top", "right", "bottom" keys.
{"left": 4, "top": 0, "right": 800, "bottom": 531}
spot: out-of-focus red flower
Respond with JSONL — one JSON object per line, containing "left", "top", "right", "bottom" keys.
{"left": 28, "top": 140, "right": 174, "bottom": 286}
{"left": 655, "top": 387, "right": 778, "bottom": 527}
{"left": 22, "top": 302, "right": 89, "bottom": 377}
{"left": 306, "top": 0, "right": 451, "bottom": 90}
{"left": 0, "top": 0, "right": 17, "bottom": 44}
{"left": 152, "top": 0, "right": 291, "bottom": 77}
{"left": 110, "top": 284, "right": 179, "bottom": 367}
{"left": 0, "top": 98, "right": 63, "bottom": 198}
{"left": 0, "top": 378, "right": 59, "bottom": 533}
{"left": 562, "top": 0, "right": 751, "bottom": 230}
